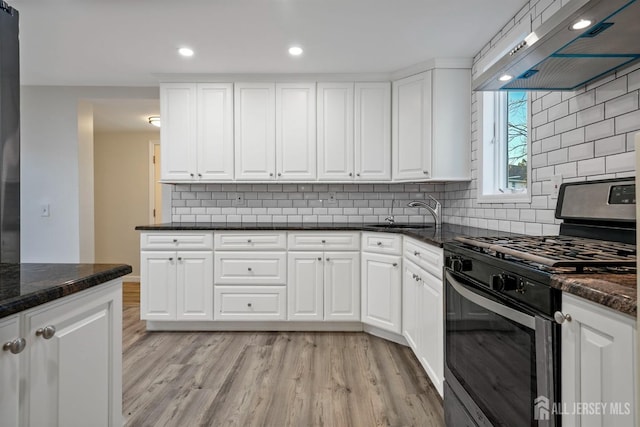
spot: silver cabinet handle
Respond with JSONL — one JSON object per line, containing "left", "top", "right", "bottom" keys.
{"left": 177, "top": 257, "right": 182, "bottom": 261}
{"left": 247, "top": 267, "right": 252, "bottom": 272}
{"left": 326, "top": 258, "right": 331, "bottom": 261}
{"left": 3, "top": 338, "right": 26, "bottom": 354}
{"left": 169, "top": 257, "right": 174, "bottom": 261}
{"left": 198, "top": 173, "right": 202, "bottom": 178}
{"left": 277, "top": 172, "right": 282, "bottom": 177}
{"left": 554, "top": 311, "right": 572, "bottom": 324}
{"left": 356, "top": 173, "right": 361, "bottom": 177}
{"left": 321, "top": 240, "right": 326, "bottom": 243}
{"left": 173, "top": 239, "right": 178, "bottom": 243}
{"left": 423, "top": 170, "right": 429, "bottom": 176}
{"left": 36, "top": 325, "right": 56, "bottom": 340}
{"left": 190, "top": 173, "right": 194, "bottom": 177}
{"left": 392, "top": 263, "right": 398, "bottom": 267}
{"left": 317, "top": 257, "right": 322, "bottom": 261}
{"left": 247, "top": 303, "right": 252, "bottom": 308}
{"left": 377, "top": 241, "right": 382, "bottom": 246}
{"left": 269, "top": 172, "right": 274, "bottom": 177}
{"left": 247, "top": 239, "right": 252, "bottom": 243}
{"left": 414, "top": 251, "right": 420, "bottom": 256}
{"left": 349, "top": 172, "right": 353, "bottom": 177}
{"left": 415, "top": 275, "right": 420, "bottom": 282}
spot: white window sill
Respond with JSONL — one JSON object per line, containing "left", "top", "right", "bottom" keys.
{"left": 477, "top": 192, "right": 531, "bottom": 204}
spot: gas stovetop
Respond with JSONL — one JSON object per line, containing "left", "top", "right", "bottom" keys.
{"left": 454, "top": 235, "right": 636, "bottom": 273}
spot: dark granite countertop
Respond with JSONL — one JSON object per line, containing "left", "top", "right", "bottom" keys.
{"left": 551, "top": 273, "right": 637, "bottom": 317}
{"left": 135, "top": 222, "right": 511, "bottom": 248}
{"left": 0, "top": 263, "right": 132, "bottom": 319}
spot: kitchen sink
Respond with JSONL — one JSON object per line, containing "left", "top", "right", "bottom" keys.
{"left": 366, "top": 224, "right": 434, "bottom": 229}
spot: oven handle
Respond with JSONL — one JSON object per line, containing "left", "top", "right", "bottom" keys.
{"left": 445, "top": 271, "right": 536, "bottom": 329}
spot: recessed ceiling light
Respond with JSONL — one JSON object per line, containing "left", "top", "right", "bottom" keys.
{"left": 571, "top": 19, "right": 592, "bottom": 30}
{"left": 288, "top": 46, "right": 303, "bottom": 56}
{"left": 498, "top": 74, "right": 513, "bottom": 82}
{"left": 178, "top": 47, "right": 194, "bottom": 57}
{"left": 148, "top": 116, "right": 161, "bottom": 127}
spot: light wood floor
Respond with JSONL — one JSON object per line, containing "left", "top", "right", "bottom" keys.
{"left": 123, "top": 282, "right": 140, "bottom": 306}
{"left": 122, "top": 306, "right": 444, "bottom": 427}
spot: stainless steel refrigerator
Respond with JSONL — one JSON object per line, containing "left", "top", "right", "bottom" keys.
{"left": 0, "top": 2, "right": 20, "bottom": 263}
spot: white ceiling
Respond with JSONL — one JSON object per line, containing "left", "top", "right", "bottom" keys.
{"left": 10, "top": 0, "right": 528, "bottom": 131}
{"left": 91, "top": 99, "right": 160, "bottom": 133}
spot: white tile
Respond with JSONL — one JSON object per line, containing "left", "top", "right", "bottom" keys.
{"left": 542, "top": 224, "right": 561, "bottom": 235}
{"left": 536, "top": 209, "right": 555, "bottom": 223}
{"left": 541, "top": 135, "right": 561, "bottom": 151}
{"left": 606, "top": 151, "right": 635, "bottom": 173}
{"left": 547, "top": 101, "right": 568, "bottom": 121}
{"left": 532, "top": 110, "right": 548, "bottom": 128}
{"left": 531, "top": 153, "right": 548, "bottom": 168}
{"left": 537, "top": 165, "right": 555, "bottom": 180}
{"left": 605, "top": 92, "right": 638, "bottom": 118}
{"left": 576, "top": 104, "right": 604, "bottom": 127}
{"left": 568, "top": 90, "right": 595, "bottom": 114}
{"left": 577, "top": 157, "right": 606, "bottom": 176}
{"left": 594, "top": 76, "right": 627, "bottom": 103}
{"left": 560, "top": 128, "right": 585, "bottom": 147}
{"left": 520, "top": 209, "right": 536, "bottom": 222}
{"left": 554, "top": 114, "right": 577, "bottom": 134}
{"left": 525, "top": 222, "right": 543, "bottom": 236}
{"left": 542, "top": 91, "right": 562, "bottom": 110}
{"left": 536, "top": 122, "right": 555, "bottom": 139}
{"left": 547, "top": 148, "right": 568, "bottom": 165}
{"left": 614, "top": 109, "right": 640, "bottom": 134}
{"left": 585, "top": 119, "right": 614, "bottom": 141}
{"left": 530, "top": 195, "right": 548, "bottom": 209}
{"left": 510, "top": 221, "right": 525, "bottom": 234}
{"left": 594, "top": 135, "right": 626, "bottom": 157}
{"left": 568, "top": 142, "right": 594, "bottom": 161}
{"left": 628, "top": 69, "right": 640, "bottom": 92}
{"left": 507, "top": 209, "right": 520, "bottom": 221}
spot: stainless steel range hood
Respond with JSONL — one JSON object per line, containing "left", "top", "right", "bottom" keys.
{"left": 473, "top": 0, "right": 640, "bottom": 91}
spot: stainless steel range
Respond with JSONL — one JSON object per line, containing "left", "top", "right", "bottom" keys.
{"left": 443, "top": 178, "right": 636, "bottom": 427}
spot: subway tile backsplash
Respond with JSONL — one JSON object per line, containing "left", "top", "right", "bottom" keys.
{"left": 171, "top": 183, "right": 445, "bottom": 224}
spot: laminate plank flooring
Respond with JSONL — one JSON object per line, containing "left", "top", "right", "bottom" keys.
{"left": 122, "top": 306, "right": 444, "bottom": 427}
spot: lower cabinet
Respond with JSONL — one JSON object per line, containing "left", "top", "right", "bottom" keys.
{"left": 214, "top": 286, "right": 286, "bottom": 321}
{"left": 141, "top": 251, "right": 213, "bottom": 321}
{"left": 561, "top": 293, "right": 637, "bottom": 427}
{"left": 0, "top": 280, "right": 122, "bottom": 427}
{"left": 287, "top": 251, "right": 360, "bottom": 321}
{"left": 361, "top": 251, "right": 402, "bottom": 333}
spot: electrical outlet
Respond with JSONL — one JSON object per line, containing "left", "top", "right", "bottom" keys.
{"left": 232, "top": 193, "right": 246, "bottom": 207}
{"left": 41, "top": 204, "right": 50, "bottom": 217}
{"left": 326, "top": 192, "right": 337, "bottom": 205}
{"left": 550, "top": 175, "right": 562, "bottom": 200}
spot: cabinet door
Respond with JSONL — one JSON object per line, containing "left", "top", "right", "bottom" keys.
{"left": 176, "top": 251, "right": 213, "bottom": 320}
{"left": 355, "top": 82, "right": 391, "bottom": 180}
{"left": 234, "top": 83, "right": 276, "bottom": 180}
{"left": 361, "top": 252, "right": 402, "bottom": 333}
{"left": 392, "top": 71, "right": 432, "bottom": 181}
{"left": 160, "top": 83, "right": 197, "bottom": 180}
{"left": 25, "top": 283, "right": 122, "bottom": 427}
{"left": 324, "top": 252, "right": 360, "bottom": 321}
{"left": 317, "top": 82, "right": 354, "bottom": 180}
{"left": 276, "top": 83, "right": 316, "bottom": 180}
{"left": 0, "top": 315, "right": 20, "bottom": 427}
{"left": 287, "top": 252, "right": 324, "bottom": 321}
{"left": 140, "top": 251, "right": 177, "bottom": 320}
{"left": 418, "top": 271, "right": 444, "bottom": 396}
{"left": 402, "top": 261, "right": 420, "bottom": 351}
{"left": 197, "top": 83, "right": 234, "bottom": 180}
{"left": 561, "top": 294, "right": 636, "bottom": 427}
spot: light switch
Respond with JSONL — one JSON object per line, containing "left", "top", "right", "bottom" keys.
{"left": 550, "top": 175, "right": 562, "bottom": 200}
{"left": 41, "top": 204, "right": 50, "bottom": 217}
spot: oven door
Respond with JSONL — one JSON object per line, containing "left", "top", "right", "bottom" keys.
{"left": 444, "top": 270, "right": 557, "bottom": 427}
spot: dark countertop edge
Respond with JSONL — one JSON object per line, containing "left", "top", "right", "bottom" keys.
{"left": 550, "top": 275, "right": 637, "bottom": 318}
{"left": 0, "top": 264, "right": 133, "bottom": 319}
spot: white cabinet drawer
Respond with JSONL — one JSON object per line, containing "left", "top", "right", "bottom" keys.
{"left": 403, "top": 238, "right": 443, "bottom": 279}
{"left": 140, "top": 232, "right": 213, "bottom": 250}
{"left": 362, "top": 232, "right": 402, "bottom": 255}
{"left": 214, "top": 286, "right": 286, "bottom": 320}
{"left": 214, "top": 231, "right": 287, "bottom": 250}
{"left": 214, "top": 252, "right": 287, "bottom": 285}
{"left": 287, "top": 232, "right": 360, "bottom": 251}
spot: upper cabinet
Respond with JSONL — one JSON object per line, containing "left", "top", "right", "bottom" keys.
{"left": 160, "top": 83, "right": 233, "bottom": 181}
{"left": 317, "top": 82, "right": 391, "bottom": 181}
{"left": 392, "top": 69, "right": 471, "bottom": 181}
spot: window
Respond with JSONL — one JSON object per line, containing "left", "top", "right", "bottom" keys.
{"left": 478, "top": 91, "right": 531, "bottom": 203}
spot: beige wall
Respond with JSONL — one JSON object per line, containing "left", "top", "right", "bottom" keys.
{"left": 94, "top": 131, "right": 159, "bottom": 277}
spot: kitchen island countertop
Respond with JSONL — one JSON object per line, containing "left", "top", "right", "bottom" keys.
{"left": 0, "top": 263, "right": 132, "bottom": 319}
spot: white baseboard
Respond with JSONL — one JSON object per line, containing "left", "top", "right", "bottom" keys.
{"left": 363, "top": 324, "right": 408, "bottom": 346}
{"left": 146, "top": 320, "right": 364, "bottom": 332}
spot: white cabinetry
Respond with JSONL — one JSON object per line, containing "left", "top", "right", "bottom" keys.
{"left": 140, "top": 232, "right": 214, "bottom": 321}
{"left": 392, "top": 68, "right": 470, "bottom": 181}
{"left": 317, "top": 82, "right": 391, "bottom": 181}
{"left": 0, "top": 315, "right": 20, "bottom": 427}
{"left": 361, "top": 233, "right": 402, "bottom": 334}
{"left": 213, "top": 231, "right": 288, "bottom": 321}
{"left": 288, "top": 232, "right": 361, "bottom": 321}
{"left": 160, "top": 83, "right": 234, "bottom": 181}
{"left": 561, "top": 293, "right": 637, "bottom": 427}
{"left": 402, "top": 237, "right": 444, "bottom": 396}
{"left": 235, "top": 83, "right": 316, "bottom": 181}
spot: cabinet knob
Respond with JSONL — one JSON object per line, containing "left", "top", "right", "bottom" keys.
{"left": 317, "top": 257, "right": 322, "bottom": 261}
{"left": 393, "top": 263, "right": 398, "bottom": 267}
{"left": 35, "top": 325, "right": 56, "bottom": 340}
{"left": 377, "top": 241, "right": 382, "bottom": 246}
{"left": 349, "top": 172, "right": 353, "bottom": 177}
{"left": 277, "top": 172, "right": 282, "bottom": 177}
{"left": 415, "top": 275, "right": 421, "bottom": 282}
{"left": 3, "top": 338, "right": 26, "bottom": 354}
{"left": 169, "top": 257, "right": 174, "bottom": 261}
{"left": 247, "top": 239, "right": 252, "bottom": 243}
{"left": 423, "top": 170, "right": 429, "bottom": 176}
{"left": 247, "top": 267, "right": 252, "bottom": 272}
{"left": 269, "top": 173, "right": 274, "bottom": 177}
{"left": 173, "top": 239, "right": 178, "bottom": 243}
{"left": 356, "top": 173, "right": 360, "bottom": 177}
{"left": 198, "top": 173, "right": 202, "bottom": 178}
{"left": 326, "top": 258, "right": 331, "bottom": 262}
{"left": 247, "top": 303, "right": 252, "bottom": 308}
{"left": 554, "top": 311, "right": 572, "bottom": 324}
{"left": 321, "top": 240, "right": 326, "bottom": 243}
{"left": 177, "top": 257, "right": 182, "bottom": 261}
{"left": 414, "top": 251, "right": 420, "bottom": 256}
{"left": 190, "top": 173, "right": 195, "bottom": 177}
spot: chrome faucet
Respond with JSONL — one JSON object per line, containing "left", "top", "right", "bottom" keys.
{"left": 384, "top": 215, "right": 395, "bottom": 225}
{"left": 407, "top": 195, "right": 442, "bottom": 228}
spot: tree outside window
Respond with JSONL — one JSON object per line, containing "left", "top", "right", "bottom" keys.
{"left": 506, "top": 91, "right": 527, "bottom": 190}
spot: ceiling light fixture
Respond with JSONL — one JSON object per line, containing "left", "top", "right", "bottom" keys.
{"left": 498, "top": 74, "right": 513, "bottom": 82}
{"left": 571, "top": 19, "right": 592, "bottom": 30}
{"left": 178, "top": 47, "right": 194, "bottom": 57}
{"left": 148, "top": 116, "right": 161, "bottom": 127}
{"left": 288, "top": 46, "right": 303, "bottom": 56}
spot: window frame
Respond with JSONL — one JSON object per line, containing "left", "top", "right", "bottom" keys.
{"left": 477, "top": 90, "right": 532, "bottom": 204}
